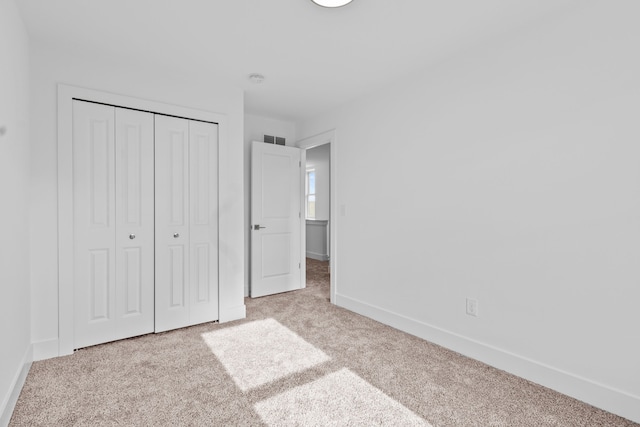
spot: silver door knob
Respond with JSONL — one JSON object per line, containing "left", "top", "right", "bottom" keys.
{"left": 173, "top": 233, "right": 180, "bottom": 238}
{"left": 253, "top": 225, "right": 266, "bottom": 230}
{"left": 129, "top": 234, "right": 136, "bottom": 240}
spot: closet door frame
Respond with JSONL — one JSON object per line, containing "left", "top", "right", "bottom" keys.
{"left": 58, "top": 84, "right": 226, "bottom": 357}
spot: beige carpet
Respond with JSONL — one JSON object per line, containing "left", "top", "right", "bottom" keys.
{"left": 10, "top": 258, "right": 638, "bottom": 426}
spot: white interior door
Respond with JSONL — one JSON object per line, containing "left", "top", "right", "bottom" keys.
{"left": 73, "top": 101, "right": 116, "bottom": 348}
{"left": 155, "top": 115, "right": 190, "bottom": 332}
{"left": 251, "top": 141, "right": 304, "bottom": 297}
{"left": 114, "top": 107, "right": 155, "bottom": 339}
{"left": 155, "top": 115, "right": 219, "bottom": 332}
{"left": 73, "top": 101, "right": 154, "bottom": 348}
{"left": 187, "top": 120, "right": 219, "bottom": 325}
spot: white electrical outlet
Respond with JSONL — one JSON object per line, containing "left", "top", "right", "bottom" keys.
{"left": 466, "top": 298, "right": 478, "bottom": 317}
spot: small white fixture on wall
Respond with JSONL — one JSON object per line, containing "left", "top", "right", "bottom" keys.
{"left": 311, "top": 0, "right": 354, "bottom": 8}
{"left": 248, "top": 73, "right": 265, "bottom": 84}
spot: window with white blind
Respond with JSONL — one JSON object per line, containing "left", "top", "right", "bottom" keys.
{"left": 306, "top": 169, "right": 316, "bottom": 219}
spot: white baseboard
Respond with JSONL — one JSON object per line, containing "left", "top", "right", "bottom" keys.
{"left": 219, "top": 304, "right": 246, "bottom": 323}
{"left": 0, "top": 345, "right": 32, "bottom": 427}
{"left": 32, "top": 338, "right": 59, "bottom": 361}
{"left": 306, "top": 251, "right": 329, "bottom": 261}
{"left": 335, "top": 293, "right": 640, "bottom": 424}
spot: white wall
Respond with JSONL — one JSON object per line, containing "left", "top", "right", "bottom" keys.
{"left": 29, "top": 42, "right": 246, "bottom": 359}
{"left": 244, "top": 114, "right": 296, "bottom": 148}
{"left": 306, "top": 144, "right": 330, "bottom": 221}
{"left": 0, "top": 0, "right": 31, "bottom": 422}
{"left": 299, "top": 1, "right": 640, "bottom": 422}
{"left": 243, "top": 114, "right": 296, "bottom": 295}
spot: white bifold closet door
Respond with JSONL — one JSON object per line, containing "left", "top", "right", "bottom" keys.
{"left": 73, "top": 101, "right": 155, "bottom": 349}
{"left": 154, "top": 115, "right": 219, "bottom": 333}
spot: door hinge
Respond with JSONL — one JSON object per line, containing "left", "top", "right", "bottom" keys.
{"left": 299, "top": 212, "right": 301, "bottom": 218}
{"left": 299, "top": 161, "right": 301, "bottom": 167}
{"left": 299, "top": 263, "right": 301, "bottom": 269}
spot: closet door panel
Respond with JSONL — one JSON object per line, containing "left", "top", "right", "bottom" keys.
{"left": 189, "top": 121, "right": 219, "bottom": 324}
{"left": 73, "top": 101, "right": 117, "bottom": 349}
{"left": 155, "top": 115, "right": 190, "bottom": 332}
{"left": 114, "top": 108, "right": 155, "bottom": 338}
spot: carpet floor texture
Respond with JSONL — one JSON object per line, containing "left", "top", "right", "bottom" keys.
{"left": 10, "top": 258, "right": 638, "bottom": 426}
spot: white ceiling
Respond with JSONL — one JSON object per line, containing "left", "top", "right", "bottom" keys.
{"left": 17, "top": 0, "right": 577, "bottom": 122}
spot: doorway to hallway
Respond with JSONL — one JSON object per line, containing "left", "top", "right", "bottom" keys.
{"left": 304, "top": 143, "right": 330, "bottom": 273}
{"left": 306, "top": 258, "right": 330, "bottom": 301}
{"left": 296, "top": 130, "right": 336, "bottom": 303}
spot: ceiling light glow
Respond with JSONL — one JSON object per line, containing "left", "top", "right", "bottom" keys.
{"left": 311, "top": 0, "right": 354, "bottom": 8}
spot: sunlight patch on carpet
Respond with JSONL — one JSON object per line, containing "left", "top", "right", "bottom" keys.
{"left": 201, "top": 318, "right": 330, "bottom": 391}
{"left": 254, "top": 368, "right": 432, "bottom": 426}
